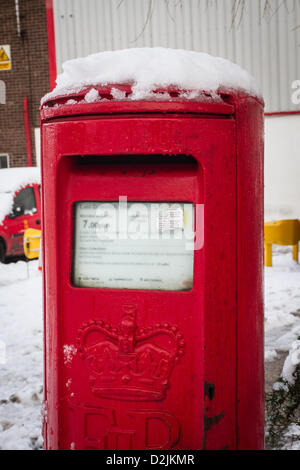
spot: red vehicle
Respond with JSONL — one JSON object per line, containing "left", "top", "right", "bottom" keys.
{"left": 0, "top": 167, "right": 41, "bottom": 262}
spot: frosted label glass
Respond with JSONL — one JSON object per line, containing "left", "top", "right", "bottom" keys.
{"left": 73, "top": 201, "right": 194, "bottom": 291}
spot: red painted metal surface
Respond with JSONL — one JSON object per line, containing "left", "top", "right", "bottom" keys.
{"left": 40, "top": 87, "right": 264, "bottom": 450}
{"left": 235, "top": 95, "right": 265, "bottom": 449}
{"left": 265, "top": 110, "right": 300, "bottom": 117}
{"left": 23, "top": 97, "right": 33, "bottom": 167}
{"left": 45, "top": 0, "right": 57, "bottom": 90}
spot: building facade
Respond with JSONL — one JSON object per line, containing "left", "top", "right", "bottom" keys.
{"left": 51, "top": 0, "right": 300, "bottom": 221}
{"left": 0, "top": 0, "right": 50, "bottom": 168}
{"left": 0, "top": 0, "right": 299, "bottom": 220}
{"left": 53, "top": 0, "right": 300, "bottom": 114}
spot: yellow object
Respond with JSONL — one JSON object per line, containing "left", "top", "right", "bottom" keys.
{"left": 23, "top": 228, "right": 41, "bottom": 260}
{"left": 264, "top": 219, "right": 300, "bottom": 267}
{"left": 0, "top": 45, "right": 12, "bottom": 70}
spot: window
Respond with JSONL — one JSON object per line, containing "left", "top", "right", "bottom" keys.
{"left": 0, "top": 154, "right": 9, "bottom": 168}
{"left": 13, "top": 187, "right": 37, "bottom": 215}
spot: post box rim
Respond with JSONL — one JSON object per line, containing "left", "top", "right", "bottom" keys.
{"left": 40, "top": 84, "right": 264, "bottom": 121}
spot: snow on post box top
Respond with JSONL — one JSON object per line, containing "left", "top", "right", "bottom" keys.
{"left": 41, "top": 47, "right": 262, "bottom": 106}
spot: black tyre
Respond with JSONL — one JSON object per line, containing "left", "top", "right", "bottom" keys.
{"left": 0, "top": 240, "right": 6, "bottom": 263}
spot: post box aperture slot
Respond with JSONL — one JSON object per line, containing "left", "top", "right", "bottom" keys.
{"left": 72, "top": 201, "right": 194, "bottom": 291}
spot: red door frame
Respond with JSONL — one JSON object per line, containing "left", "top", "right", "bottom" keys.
{"left": 45, "top": 0, "right": 57, "bottom": 90}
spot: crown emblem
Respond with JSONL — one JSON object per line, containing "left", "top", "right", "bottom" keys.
{"left": 76, "top": 305, "right": 185, "bottom": 401}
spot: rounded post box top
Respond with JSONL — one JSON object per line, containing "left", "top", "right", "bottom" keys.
{"left": 41, "top": 48, "right": 264, "bottom": 119}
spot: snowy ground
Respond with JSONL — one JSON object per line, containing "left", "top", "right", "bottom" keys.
{"left": 265, "top": 247, "right": 300, "bottom": 363}
{"left": 0, "top": 248, "right": 299, "bottom": 450}
{"left": 0, "top": 260, "right": 43, "bottom": 450}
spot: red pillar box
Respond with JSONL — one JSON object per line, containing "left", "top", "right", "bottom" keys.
{"left": 41, "top": 60, "right": 264, "bottom": 450}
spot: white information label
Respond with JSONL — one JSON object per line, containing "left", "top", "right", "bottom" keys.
{"left": 158, "top": 206, "right": 184, "bottom": 232}
{"left": 73, "top": 202, "right": 194, "bottom": 291}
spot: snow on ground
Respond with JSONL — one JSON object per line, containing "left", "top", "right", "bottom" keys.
{"left": 281, "top": 424, "right": 300, "bottom": 450}
{"left": 0, "top": 246, "right": 299, "bottom": 449}
{"left": 265, "top": 246, "right": 300, "bottom": 363}
{"left": 0, "top": 260, "right": 43, "bottom": 450}
{"left": 264, "top": 246, "right": 300, "bottom": 450}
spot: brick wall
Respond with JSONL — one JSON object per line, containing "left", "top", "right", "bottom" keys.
{"left": 0, "top": 0, "right": 50, "bottom": 167}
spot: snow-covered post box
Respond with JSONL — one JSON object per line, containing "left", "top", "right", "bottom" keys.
{"left": 40, "top": 48, "right": 264, "bottom": 450}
